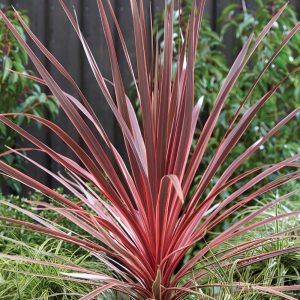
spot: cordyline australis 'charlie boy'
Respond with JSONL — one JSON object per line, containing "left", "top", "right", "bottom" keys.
{"left": 0, "top": 0, "right": 299, "bottom": 299}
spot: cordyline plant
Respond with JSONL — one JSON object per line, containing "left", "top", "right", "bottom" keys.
{"left": 0, "top": 0, "right": 299, "bottom": 299}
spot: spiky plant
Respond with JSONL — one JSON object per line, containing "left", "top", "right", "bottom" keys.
{"left": 0, "top": 1, "right": 299, "bottom": 299}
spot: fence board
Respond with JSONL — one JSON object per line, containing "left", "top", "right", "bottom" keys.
{"left": 152, "top": 0, "right": 165, "bottom": 16}
{"left": 46, "top": 0, "right": 82, "bottom": 187}
{"left": 0, "top": 0, "right": 10, "bottom": 6}
{"left": 81, "top": 0, "right": 116, "bottom": 149}
{"left": 113, "top": 0, "right": 134, "bottom": 157}
{"left": 215, "top": 0, "right": 238, "bottom": 63}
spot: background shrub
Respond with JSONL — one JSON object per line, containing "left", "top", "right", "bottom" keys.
{"left": 0, "top": 6, "right": 59, "bottom": 193}
{"left": 154, "top": 0, "right": 300, "bottom": 197}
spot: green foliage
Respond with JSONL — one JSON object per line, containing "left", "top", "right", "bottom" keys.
{"left": 187, "top": 192, "right": 300, "bottom": 299}
{"left": 0, "top": 6, "right": 59, "bottom": 192}
{"left": 0, "top": 239, "right": 106, "bottom": 300}
{"left": 0, "top": 188, "right": 90, "bottom": 251}
{"left": 0, "top": 191, "right": 109, "bottom": 299}
{"left": 218, "top": 0, "right": 300, "bottom": 172}
{"left": 154, "top": 3, "right": 227, "bottom": 107}
{"left": 154, "top": 0, "right": 300, "bottom": 196}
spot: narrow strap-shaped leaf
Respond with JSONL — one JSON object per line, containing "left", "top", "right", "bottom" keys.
{"left": 58, "top": 3, "right": 154, "bottom": 234}
{"left": 177, "top": 208, "right": 300, "bottom": 282}
{"left": 210, "top": 105, "right": 300, "bottom": 195}
{"left": 190, "top": 66, "right": 300, "bottom": 208}
{"left": 96, "top": 1, "right": 153, "bottom": 208}
{"left": 155, "top": 175, "right": 183, "bottom": 263}
{"left": 0, "top": 218, "right": 107, "bottom": 252}
{"left": 205, "top": 173, "right": 300, "bottom": 232}
{"left": 215, "top": 188, "right": 300, "bottom": 240}
{"left": 183, "top": 33, "right": 253, "bottom": 200}
{"left": 0, "top": 253, "right": 109, "bottom": 276}
{"left": 0, "top": 11, "right": 135, "bottom": 212}
{"left": 224, "top": 19, "right": 300, "bottom": 139}
{"left": 10, "top": 72, "right": 149, "bottom": 225}
{"left": 80, "top": 284, "right": 117, "bottom": 300}
{"left": 182, "top": 4, "right": 288, "bottom": 201}
{"left": 0, "top": 114, "right": 129, "bottom": 213}
{"left": 130, "top": 0, "right": 157, "bottom": 199}
{"left": 12, "top": 7, "right": 102, "bottom": 134}
{"left": 173, "top": 2, "right": 196, "bottom": 181}
{"left": 170, "top": 159, "right": 300, "bottom": 281}
{"left": 156, "top": 1, "right": 174, "bottom": 180}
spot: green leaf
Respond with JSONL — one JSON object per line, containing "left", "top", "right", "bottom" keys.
{"left": 45, "top": 99, "right": 58, "bottom": 119}
{"left": 0, "top": 123, "right": 7, "bottom": 135}
{"left": 39, "top": 93, "right": 47, "bottom": 103}
{"left": 2, "top": 56, "right": 12, "bottom": 81}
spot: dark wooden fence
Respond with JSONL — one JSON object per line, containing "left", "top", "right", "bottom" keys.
{"left": 1, "top": 0, "right": 300, "bottom": 190}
